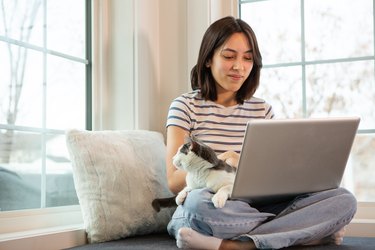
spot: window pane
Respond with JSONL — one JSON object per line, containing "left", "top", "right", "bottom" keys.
{"left": 47, "top": 0, "right": 86, "bottom": 58}
{"left": 0, "top": 0, "right": 88, "bottom": 211}
{"left": 305, "top": 0, "right": 373, "bottom": 60}
{"left": 0, "top": 130, "right": 41, "bottom": 211}
{"left": 343, "top": 134, "right": 375, "bottom": 202}
{"left": 257, "top": 66, "right": 303, "bottom": 118}
{"left": 240, "top": 0, "right": 375, "bottom": 202}
{"left": 306, "top": 61, "right": 375, "bottom": 129}
{"left": 0, "top": 43, "right": 43, "bottom": 127}
{"left": 241, "top": 0, "right": 301, "bottom": 64}
{"left": 0, "top": 0, "right": 44, "bottom": 46}
{"left": 46, "top": 134, "right": 78, "bottom": 206}
{"left": 47, "top": 55, "right": 86, "bottom": 130}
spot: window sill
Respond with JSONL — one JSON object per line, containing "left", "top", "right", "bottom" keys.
{"left": 0, "top": 224, "right": 86, "bottom": 250}
{"left": 0, "top": 205, "right": 83, "bottom": 234}
{"left": 347, "top": 219, "right": 375, "bottom": 237}
{"left": 346, "top": 201, "right": 375, "bottom": 237}
{"left": 0, "top": 202, "right": 373, "bottom": 250}
{"left": 0, "top": 205, "right": 86, "bottom": 249}
{"left": 0, "top": 219, "right": 374, "bottom": 250}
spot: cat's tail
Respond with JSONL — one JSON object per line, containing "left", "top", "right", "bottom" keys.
{"left": 152, "top": 196, "right": 177, "bottom": 212}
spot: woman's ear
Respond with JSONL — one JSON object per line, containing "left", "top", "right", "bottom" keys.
{"left": 205, "top": 60, "right": 211, "bottom": 68}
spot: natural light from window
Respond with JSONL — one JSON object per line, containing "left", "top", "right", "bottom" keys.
{"left": 240, "top": 0, "right": 375, "bottom": 202}
{"left": 0, "top": 0, "right": 88, "bottom": 211}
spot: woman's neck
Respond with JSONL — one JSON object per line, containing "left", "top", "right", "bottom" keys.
{"left": 216, "top": 92, "right": 238, "bottom": 107}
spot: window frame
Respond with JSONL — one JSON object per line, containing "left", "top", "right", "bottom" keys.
{"left": 0, "top": 1, "right": 373, "bottom": 248}
{"left": 239, "top": 0, "right": 375, "bottom": 133}
{"left": 0, "top": 0, "right": 91, "bottom": 218}
{"left": 239, "top": 0, "right": 375, "bottom": 235}
{"left": 238, "top": 0, "right": 375, "bottom": 181}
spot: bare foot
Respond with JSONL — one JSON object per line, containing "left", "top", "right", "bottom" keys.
{"left": 176, "top": 227, "right": 256, "bottom": 250}
{"left": 332, "top": 226, "right": 346, "bottom": 245}
{"left": 304, "top": 226, "right": 346, "bottom": 246}
{"left": 176, "top": 227, "right": 222, "bottom": 249}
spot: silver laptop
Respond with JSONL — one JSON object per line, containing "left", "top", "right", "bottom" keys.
{"left": 231, "top": 117, "right": 360, "bottom": 205}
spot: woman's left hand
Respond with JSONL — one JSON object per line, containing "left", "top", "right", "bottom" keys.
{"left": 218, "top": 151, "right": 240, "bottom": 168}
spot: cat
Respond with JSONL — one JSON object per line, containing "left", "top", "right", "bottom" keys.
{"left": 152, "top": 136, "right": 236, "bottom": 211}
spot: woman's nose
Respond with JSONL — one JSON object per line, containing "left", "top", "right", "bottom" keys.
{"left": 232, "top": 59, "right": 244, "bottom": 70}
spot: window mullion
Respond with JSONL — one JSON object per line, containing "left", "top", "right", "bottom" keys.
{"left": 301, "top": 0, "right": 307, "bottom": 118}
{"left": 86, "top": 0, "right": 92, "bottom": 130}
{"left": 40, "top": 0, "right": 48, "bottom": 208}
{"left": 373, "top": 0, "right": 375, "bottom": 85}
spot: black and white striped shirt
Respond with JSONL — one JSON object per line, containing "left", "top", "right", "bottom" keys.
{"left": 166, "top": 90, "right": 274, "bottom": 154}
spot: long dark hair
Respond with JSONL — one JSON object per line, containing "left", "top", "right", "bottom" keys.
{"left": 191, "top": 16, "right": 262, "bottom": 104}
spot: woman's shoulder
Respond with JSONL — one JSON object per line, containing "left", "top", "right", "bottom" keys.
{"left": 244, "top": 96, "right": 271, "bottom": 106}
{"left": 175, "top": 90, "right": 201, "bottom": 100}
{"left": 172, "top": 90, "right": 205, "bottom": 105}
{"left": 244, "top": 96, "right": 274, "bottom": 118}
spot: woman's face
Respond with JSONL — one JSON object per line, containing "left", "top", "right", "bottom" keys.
{"left": 208, "top": 32, "right": 253, "bottom": 97}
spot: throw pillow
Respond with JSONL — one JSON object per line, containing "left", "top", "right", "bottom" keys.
{"left": 66, "top": 129, "right": 175, "bottom": 243}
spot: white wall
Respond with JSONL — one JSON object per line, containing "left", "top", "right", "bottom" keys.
{"left": 135, "top": 0, "right": 188, "bottom": 134}
{"left": 92, "top": 0, "right": 135, "bottom": 130}
{"left": 156, "top": 0, "right": 189, "bottom": 134}
{"left": 94, "top": 0, "right": 237, "bottom": 137}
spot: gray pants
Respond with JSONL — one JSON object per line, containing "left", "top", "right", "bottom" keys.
{"left": 167, "top": 187, "right": 357, "bottom": 249}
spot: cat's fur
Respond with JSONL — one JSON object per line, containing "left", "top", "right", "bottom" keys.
{"left": 152, "top": 136, "right": 236, "bottom": 211}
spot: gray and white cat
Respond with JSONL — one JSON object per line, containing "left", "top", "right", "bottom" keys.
{"left": 152, "top": 136, "right": 236, "bottom": 211}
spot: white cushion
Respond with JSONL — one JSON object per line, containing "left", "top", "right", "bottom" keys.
{"left": 66, "top": 129, "right": 175, "bottom": 243}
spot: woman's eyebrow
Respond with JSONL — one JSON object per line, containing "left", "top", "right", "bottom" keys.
{"left": 221, "top": 48, "right": 253, "bottom": 53}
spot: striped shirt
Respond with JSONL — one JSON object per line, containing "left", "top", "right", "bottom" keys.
{"left": 166, "top": 90, "right": 275, "bottom": 154}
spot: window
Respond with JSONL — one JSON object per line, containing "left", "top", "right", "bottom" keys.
{"left": 240, "top": 0, "right": 375, "bottom": 201}
{"left": 0, "top": 0, "right": 91, "bottom": 211}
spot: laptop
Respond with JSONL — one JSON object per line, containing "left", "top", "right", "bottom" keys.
{"left": 231, "top": 117, "right": 360, "bottom": 205}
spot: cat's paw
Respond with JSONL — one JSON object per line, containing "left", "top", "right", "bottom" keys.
{"left": 212, "top": 192, "right": 228, "bottom": 208}
{"left": 175, "top": 187, "right": 192, "bottom": 205}
{"left": 175, "top": 191, "right": 187, "bottom": 205}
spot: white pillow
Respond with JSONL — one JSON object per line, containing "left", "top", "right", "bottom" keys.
{"left": 66, "top": 129, "right": 175, "bottom": 243}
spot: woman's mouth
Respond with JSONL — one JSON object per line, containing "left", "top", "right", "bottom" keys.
{"left": 228, "top": 74, "right": 243, "bottom": 81}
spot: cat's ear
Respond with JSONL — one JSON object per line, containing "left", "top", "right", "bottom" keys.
{"left": 182, "top": 135, "right": 194, "bottom": 151}
{"left": 189, "top": 137, "right": 200, "bottom": 152}
{"left": 186, "top": 134, "right": 201, "bottom": 152}
{"left": 184, "top": 135, "right": 192, "bottom": 144}
{"left": 189, "top": 134, "right": 196, "bottom": 142}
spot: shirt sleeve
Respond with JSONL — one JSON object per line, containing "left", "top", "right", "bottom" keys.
{"left": 166, "top": 96, "right": 192, "bottom": 132}
{"left": 264, "top": 101, "right": 275, "bottom": 119}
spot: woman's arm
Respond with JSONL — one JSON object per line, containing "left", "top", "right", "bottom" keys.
{"left": 166, "top": 126, "right": 190, "bottom": 194}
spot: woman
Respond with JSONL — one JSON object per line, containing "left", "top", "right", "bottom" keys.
{"left": 165, "top": 16, "right": 356, "bottom": 250}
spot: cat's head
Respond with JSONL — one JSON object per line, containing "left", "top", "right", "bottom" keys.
{"left": 172, "top": 135, "right": 218, "bottom": 172}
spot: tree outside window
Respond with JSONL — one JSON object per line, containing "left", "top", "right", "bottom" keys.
{"left": 0, "top": 0, "right": 89, "bottom": 211}
{"left": 240, "top": 0, "right": 375, "bottom": 201}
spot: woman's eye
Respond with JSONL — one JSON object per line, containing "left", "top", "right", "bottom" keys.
{"left": 244, "top": 57, "right": 253, "bottom": 61}
{"left": 222, "top": 55, "right": 234, "bottom": 59}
